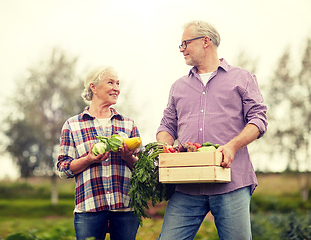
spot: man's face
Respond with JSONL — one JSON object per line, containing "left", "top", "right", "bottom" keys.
{"left": 180, "top": 26, "right": 205, "bottom": 67}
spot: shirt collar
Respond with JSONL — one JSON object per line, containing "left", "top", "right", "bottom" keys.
{"left": 188, "top": 58, "right": 229, "bottom": 77}
{"left": 81, "top": 106, "right": 124, "bottom": 120}
{"left": 218, "top": 58, "right": 229, "bottom": 72}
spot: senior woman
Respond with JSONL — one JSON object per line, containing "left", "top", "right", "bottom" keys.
{"left": 57, "top": 65, "right": 140, "bottom": 240}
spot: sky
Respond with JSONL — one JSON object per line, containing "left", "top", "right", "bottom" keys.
{"left": 1, "top": 0, "right": 311, "bottom": 179}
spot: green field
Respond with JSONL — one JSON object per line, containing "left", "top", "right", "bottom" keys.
{"left": 0, "top": 173, "right": 310, "bottom": 239}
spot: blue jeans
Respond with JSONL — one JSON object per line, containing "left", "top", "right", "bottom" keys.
{"left": 74, "top": 211, "right": 139, "bottom": 240}
{"left": 158, "top": 186, "right": 252, "bottom": 240}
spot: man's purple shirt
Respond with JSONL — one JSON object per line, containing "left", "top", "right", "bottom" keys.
{"left": 157, "top": 59, "right": 268, "bottom": 195}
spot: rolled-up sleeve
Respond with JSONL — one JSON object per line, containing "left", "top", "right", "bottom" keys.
{"left": 243, "top": 73, "right": 268, "bottom": 138}
{"left": 57, "top": 122, "right": 76, "bottom": 179}
{"left": 157, "top": 85, "right": 178, "bottom": 140}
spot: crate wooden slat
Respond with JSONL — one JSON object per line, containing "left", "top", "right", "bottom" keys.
{"left": 158, "top": 151, "right": 231, "bottom": 183}
{"left": 159, "top": 166, "right": 231, "bottom": 183}
{"left": 159, "top": 151, "right": 223, "bottom": 167}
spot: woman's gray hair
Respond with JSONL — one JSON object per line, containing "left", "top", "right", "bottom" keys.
{"left": 183, "top": 21, "right": 221, "bottom": 48}
{"left": 81, "top": 65, "right": 115, "bottom": 102}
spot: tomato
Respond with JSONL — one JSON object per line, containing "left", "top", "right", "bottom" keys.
{"left": 187, "top": 142, "right": 194, "bottom": 145}
{"left": 168, "top": 147, "right": 176, "bottom": 153}
{"left": 163, "top": 145, "right": 176, "bottom": 153}
{"left": 194, "top": 143, "right": 202, "bottom": 149}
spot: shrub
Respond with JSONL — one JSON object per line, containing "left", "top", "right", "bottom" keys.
{"left": 251, "top": 212, "right": 311, "bottom": 240}
{"left": 251, "top": 194, "right": 309, "bottom": 214}
{"left": 0, "top": 180, "right": 74, "bottom": 200}
{"left": 0, "top": 182, "right": 50, "bottom": 199}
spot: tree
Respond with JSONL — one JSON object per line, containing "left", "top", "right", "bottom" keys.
{"left": 266, "top": 39, "right": 311, "bottom": 200}
{"left": 233, "top": 50, "right": 258, "bottom": 74}
{"left": 4, "top": 48, "right": 86, "bottom": 204}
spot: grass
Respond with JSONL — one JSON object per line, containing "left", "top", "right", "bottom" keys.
{"left": 0, "top": 173, "right": 310, "bottom": 239}
{"left": 0, "top": 217, "right": 75, "bottom": 239}
{"left": 255, "top": 172, "right": 303, "bottom": 195}
{"left": 0, "top": 198, "right": 217, "bottom": 239}
{"left": 0, "top": 216, "right": 217, "bottom": 240}
{"left": 0, "top": 199, "right": 74, "bottom": 218}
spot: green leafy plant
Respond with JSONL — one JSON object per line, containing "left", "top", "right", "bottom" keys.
{"left": 129, "top": 142, "right": 175, "bottom": 226}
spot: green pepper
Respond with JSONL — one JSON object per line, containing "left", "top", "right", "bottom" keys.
{"left": 202, "top": 142, "right": 220, "bottom": 149}
{"left": 202, "top": 142, "right": 214, "bottom": 147}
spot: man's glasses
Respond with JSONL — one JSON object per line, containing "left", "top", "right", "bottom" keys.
{"left": 179, "top": 36, "right": 205, "bottom": 50}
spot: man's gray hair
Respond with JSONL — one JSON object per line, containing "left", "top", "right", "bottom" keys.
{"left": 183, "top": 20, "right": 221, "bottom": 48}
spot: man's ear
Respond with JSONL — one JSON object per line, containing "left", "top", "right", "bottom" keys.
{"left": 203, "top": 36, "right": 210, "bottom": 49}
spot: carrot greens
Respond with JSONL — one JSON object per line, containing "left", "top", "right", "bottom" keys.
{"left": 129, "top": 142, "right": 175, "bottom": 226}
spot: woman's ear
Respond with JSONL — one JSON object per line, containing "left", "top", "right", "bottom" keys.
{"left": 90, "top": 83, "right": 96, "bottom": 94}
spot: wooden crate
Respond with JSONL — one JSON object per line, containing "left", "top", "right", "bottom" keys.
{"left": 159, "top": 152, "right": 231, "bottom": 183}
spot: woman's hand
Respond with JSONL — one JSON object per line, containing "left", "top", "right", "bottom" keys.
{"left": 117, "top": 142, "right": 138, "bottom": 169}
{"left": 69, "top": 144, "right": 110, "bottom": 175}
{"left": 86, "top": 144, "right": 110, "bottom": 164}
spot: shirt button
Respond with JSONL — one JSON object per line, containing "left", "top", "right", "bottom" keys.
{"left": 202, "top": 92, "right": 205, "bottom": 94}
{"left": 200, "top": 128, "right": 203, "bottom": 131}
{"left": 201, "top": 109, "right": 204, "bottom": 113}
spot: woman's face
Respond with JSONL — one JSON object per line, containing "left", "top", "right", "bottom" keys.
{"left": 93, "top": 70, "right": 120, "bottom": 106}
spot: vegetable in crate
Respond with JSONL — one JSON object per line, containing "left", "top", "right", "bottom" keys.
{"left": 178, "top": 143, "right": 189, "bottom": 152}
{"left": 202, "top": 141, "right": 220, "bottom": 149}
{"left": 187, "top": 145, "right": 197, "bottom": 152}
{"left": 163, "top": 145, "right": 177, "bottom": 153}
{"left": 194, "top": 143, "right": 202, "bottom": 149}
{"left": 197, "top": 146, "right": 216, "bottom": 152}
{"left": 176, "top": 142, "right": 202, "bottom": 152}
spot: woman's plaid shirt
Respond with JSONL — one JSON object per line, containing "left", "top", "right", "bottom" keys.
{"left": 57, "top": 107, "right": 140, "bottom": 212}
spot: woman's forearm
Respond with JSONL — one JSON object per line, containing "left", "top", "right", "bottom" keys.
{"left": 69, "top": 156, "right": 91, "bottom": 174}
{"left": 69, "top": 151, "right": 110, "bottom": 174}
{"left": 122, "top": 155, "right": 138, "bottom": 169}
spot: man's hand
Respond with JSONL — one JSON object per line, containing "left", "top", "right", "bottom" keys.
{"left": 216, "top": 124, "right": 260, "bottom": 168}
{"left": 216, "top": 144, "right": 236, "bottom": 168}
